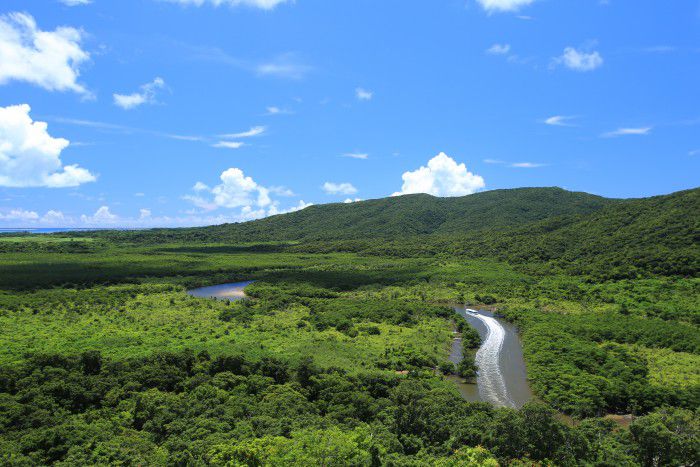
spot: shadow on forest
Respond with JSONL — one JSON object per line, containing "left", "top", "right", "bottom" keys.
{"left": 155, "top": 244, "right": 291, "bottom": 254}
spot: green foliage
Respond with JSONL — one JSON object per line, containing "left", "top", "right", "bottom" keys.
{"left": 0, "top": 186, "right": 698, "bottom": 464}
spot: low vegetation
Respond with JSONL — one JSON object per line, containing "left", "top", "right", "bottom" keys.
{"left": 1, "top": 187, "right": 698, "bottom": 464}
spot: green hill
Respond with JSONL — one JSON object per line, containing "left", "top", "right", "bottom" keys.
{"left": 182, "top": 187, "right": 617, "bottom": 242}
{"left": 67, "top": 186, "right": 699, "bottom": 277}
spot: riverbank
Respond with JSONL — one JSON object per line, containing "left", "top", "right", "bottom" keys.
{"left": 450, "top": 306, "right": 533, "bottom": 408}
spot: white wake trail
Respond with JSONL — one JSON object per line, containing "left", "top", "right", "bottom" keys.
{"left": 466, "top": 310, "right": 515, "bottom": 408}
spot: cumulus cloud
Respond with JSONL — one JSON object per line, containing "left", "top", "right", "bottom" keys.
{"left": 0, "top": 12, "right": 90, "bottom": 94}
{"left": 601, "top": 127, "right": 652, "bottom": 137}
{"left": 343, "top": 198, "right": 362, "bottom": 203}
{"left": 322, "top": 182, "right": 357, "bottom": 195}
{"left": 185, "top": 167, "right": 310, "bottom": 222}
{"left": 393, "top": 152, "right": 485, "bottom": 197}
{"left": 163, "top": 0, "right": 290, "bottom": 9}
{"left": 0, "top": 104, "right": 96, "bottom": 188}
{"left": 81, "top": 206, "right": 118, "bottom": 225}
{"left": 42, "top": 210, "right": 66, "bottom": 223}
{"left": 486, "top": 43, "right": 511, "bottom": 55}
{"left": 113, "top": 77, "right": 166, "bottom": 110}
{"left": 355, "top": 88, "right": 373, "bottom": 101}
{"left": 554, "top": 47, "right": 603, "bottom": 71}
{"left": 139, "top": 208, "right": 152, "bottom": 219}
{"left": 185, "top": 168, "right": 270, "bottom": 212}
{"left": 0, "top": 208, "right": 39, "bottom": 221}
{"left": 476, "top": 0, "right": 535, "bottom": 13}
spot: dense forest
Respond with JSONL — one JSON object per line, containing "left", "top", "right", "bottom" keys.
{"left": 0, "top": 187, "right": 698, "bottom": 465}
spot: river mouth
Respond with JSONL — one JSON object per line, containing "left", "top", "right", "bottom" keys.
{"left": 186, "top": 281, "right": 254, "bottom": 301}
{"left": 450, "top": 306, "right": 533, "bottom": 408}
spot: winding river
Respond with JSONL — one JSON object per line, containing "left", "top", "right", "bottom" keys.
{"left": 186, "top": 282, "right": 532, "bottom": 408}
{"left": 450, "top": 306, "right": 533, "bottom": 408}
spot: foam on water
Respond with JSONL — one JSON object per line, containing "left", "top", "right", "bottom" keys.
{"left": 470, "top": 311, "right": 516, "bottom": 407}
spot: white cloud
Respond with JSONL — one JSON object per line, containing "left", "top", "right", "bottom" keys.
{"left": 393, "top": 152, "right": 485, "bottom": 197}
{"left": 42, "top": 210, "right": 66, "bottom": 223}
{"left": 193, "top": 181, "right": 210, "bottom": 191}
{"left": 256, "top": 53, "right": 311, "bottom": 79}
{"left": 185, "top": 167, "right": 309, "bottom": 222}
{"left": 81, "top": 206, "right": 118, "bottom": 225}
{"left": 60, "top": 0, "right": 92, "bottom": 5}
{"left": 355, "top": 88, "right": 373, "bottom": 101}
{"left": 322, "top": 182, "right": 357, "bottom": 195}
{"left": 163, "top": 0, "right": 290, "bottom": 10}
{"left": 554, "top": 47, "right": 603, "bottom": 71}
{"left": 343, "top": 198, "right": 362, "bottom": 203}
{"left": 483, "top": 158, "right": 505, "bottom": 164}
{"left": 0, "top": 208, "right": 39, "bottom": 221}
{"left": 476, "top": 0, "right": 535, "bottom": 13}
{"left": 139, "top": 208, "right": 152, "bottom": 219}
{"left": 188, "top": 168, "right": 271, "bottom": 211}
{"left": 212, "top": 141, "right": 245, "bottom": 149}
{"left": 544, "top": 115, "right": 576, "bottom": 126}
{"left": 0, "top": 12, "right": 90, "bottom": 94}
{"left": 342, "top": 152, "right": 368, "bottom": 160}
{"left": 269, "top": 185, "right": 295, "bottom": 196}
{"left": 222, "top": 126, "right": 266, "bottom": 138}
{"left": 510, "top": 162, "right": 546, "bottom": 168}
{"left": 601, "top": 127, "right": 652, "bottom": 137}
{"left": 486, "top": 43, "right": 511, "bottom": 55}
{"left": 0, "top": 104, "right": 96, "bottom": 188}
{"left": 113, "top": 77, "right": 166, "bottom": 110}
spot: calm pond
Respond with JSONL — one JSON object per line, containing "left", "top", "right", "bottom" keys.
{"left": 186, "top": 281, "right": 253, "bottom": 301}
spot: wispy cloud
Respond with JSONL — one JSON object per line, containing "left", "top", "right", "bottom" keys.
{"left": 342, "top": 153, "right": 368, "bottom": 160}
{"left": 484, "top": 158, "right": 546, "bottom": 168}
{"left": 689, "top": 149, "right": 699, "bottom": 156}
{"left": 322, "top": 182, "right": 357, "bottom": 195}
{"left": 601, "top": 127, "right": 652, "bottom": 138}
{"left": 113, "top": 77, "right": 166, "bottom": 110}
{"left": 60, "top": 0, "right": 92, "bottom": 5}
{"left": 510, "top": 162, "right": 547, "bottom": 168}
{"left": 355, "top": 88, "right": 373, "bottom": 101}
{"left": 475, "top": 0, "right": 536, "bottom": 13}
{"left": 51, "top": 116, "right": 202, "bottom": 142}
{"left": 212, "top": 141, "right": 245, "bottom": 149}
{"left": 221, "top": 126, "right": 266, "bottom": 138}
{"left": 163, "top": 0, "right": 291, "bottom": 10}
{"left": 184, "top": 44, "right": 311, "bottom": 80}
{"left": 486, "top": 43, "right": 511, "bottom": 55}
{"left": 264, "top": 106, "right": 292, "bottom": 116}
{"left": 256, "top": 53, "right": 312, "bottom": 79}
{"left": 543, "top": 115, "right": 577, "bottom": 126}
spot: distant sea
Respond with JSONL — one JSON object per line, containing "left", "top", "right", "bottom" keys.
{"left": 0, "top": 228, "right": 119, "bottom": 234}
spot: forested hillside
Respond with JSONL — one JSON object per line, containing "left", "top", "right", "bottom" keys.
{"left": 64, "top": 187, "right": 699, "bottom": 279}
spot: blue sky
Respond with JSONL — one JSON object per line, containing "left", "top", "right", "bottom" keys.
{"left": 0, "top": 0, "right": 698, "bottom": 227}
